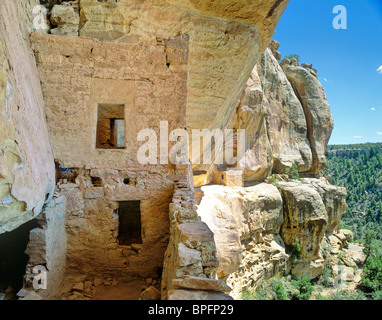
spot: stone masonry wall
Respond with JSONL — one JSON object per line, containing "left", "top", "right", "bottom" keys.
{"left": 30, "top": 32, "right": 190, "bottom": 280}
{"left": 161, "top": 164, "right": 232, "bottom": 300}
{"left": 19, "top": 195, "right": 67, "bottom": 300}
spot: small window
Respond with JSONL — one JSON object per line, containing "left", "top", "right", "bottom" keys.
{"left": 91, "top": 177, "right": 102, "bottom": 187}
{"left": 117, "top": 201, "right": 142, "bottom": 245}
{"left": 96, "top": 104, "right": 125, "bottom": 149}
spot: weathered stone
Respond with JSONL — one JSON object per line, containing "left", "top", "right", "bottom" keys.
{"left": 84, "top": 188, "right": 104, "bottom": 199}
{"left": 0, "top": 0, "right": 55, "bottom": 234}
{"left": 279, "top": 181, "right": 329, "bottom": 279}
{"left": 168, "top": 289, "right": 233, "bottom": 300}
{"left": 72, "top": 282, "right": 84, "bottom": 292}
{"left": 340, "top": 229, "right": 354, "bottom": 242}
{"left": 140, "top": 286, "right": 161, "bottom": 300}
{"left": 282, "top": 63, "right": 333, "bottom": 174}
{"left": 50, "top": 3, "right": 79, "bottom": 37}
{"left": 177, "top": 243, "right": 201, "bottom": 267}
{"left": 93, "top": 278, "right": 103, "bottom": 287}
{"left": 172, "top": 276, "right": 231, "bottom": 293}
{"left": 230, "top": 67, "right": 273, "bottom": 181}
{"left": 305, "top": 178, "right": 347, "bottom": 234}
{"left": 259, "top": 49, "right": 313, "bottom": 174}
{"left": 177, "top": 222, "right": 214, "bottom": 243}
{"left": 197, "top": 183, "right": 290, "bottom": 298}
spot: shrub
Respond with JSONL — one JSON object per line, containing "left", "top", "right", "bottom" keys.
{"left": 241, "top": 289, "right": 256, "bottom": 300}
{"left": 318, "top": 262, "right": 333, "bottom": 287}
{"left": 291, "top": 277, "right": 313, "bottom": 300}
{"left": 291, "top": 239, "right": 301, "bottom": 261}
{"left": 285, "top": 163, "right": 303, "bottom": 181}
{"left": 270, "top": 279, "right": 288, "bottom": 300}
{"left": 372, "top": 291, "right": 382, "bottom": 300}
{"left": 362, "top": 254, "right": 382, "bottom": 292}
{"left": 285, "top": 54, "right": 300, "bottom": 63}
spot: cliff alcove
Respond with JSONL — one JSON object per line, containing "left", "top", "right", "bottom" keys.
{"left": 0, "top": 0, "right": 353, "bottom": 301}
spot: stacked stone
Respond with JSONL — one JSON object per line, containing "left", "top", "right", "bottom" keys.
{"left": 161, "top": 165, "right": 233, "bottom": 300}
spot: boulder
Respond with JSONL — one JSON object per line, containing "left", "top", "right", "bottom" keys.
{"left": 50, "top": 3, "right": 80, "bottom": 37}
{"left": 172, "top": 276, "right": 232, "bottom": 292}
{"left": 279, "top": 181, "right": 328, "bottom": 279}
{"left": 140, "top": 286, "right": 161, "bottom": 300}
{"left": 168, "top": 289, "right": 233, "bottom": 300}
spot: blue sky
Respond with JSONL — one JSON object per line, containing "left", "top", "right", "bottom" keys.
{"left": 273, "top": 0, "right": 382, "bottom": 145}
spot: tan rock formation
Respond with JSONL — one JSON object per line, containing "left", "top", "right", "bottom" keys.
{"left": 305, "top": 178, "right": 347, "bottom": 234}
{"left": 0, "top": 0, "right": 55, "bottom": 233}
{"left": 278, "top": 181, "right": 328, "bottom": 279}
{"left": 50, "top": 2, "right": 80, "bottom": 37}
{"left": 197, "top": 183, "right": 290, "bottom": 298}
{"left": 230, "top": 67, "right": 273, "bottom": 181}
{"left": 259, "top": 48, "right": 313, "bottom": 174}
{"left": 231, "top": 42, "right": 333, "bottom": 179}
{"left": 197, "top": 177, "right": 347, "bottom": 297}
{"left": 282, "top": 63, "right": 334, "bottom": 174}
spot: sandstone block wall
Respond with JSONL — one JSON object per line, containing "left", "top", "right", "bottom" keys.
{"left": 36, "top": 0, "right": 290, "bottom": 178}
{"left": 30, "top": 32, "right": 190, "bottom": 280}
{"left": 20, "top": 195, "right": 67, "bottom": 300}
{"left": 162, "top": 164, "right": 232, "bottom": 300}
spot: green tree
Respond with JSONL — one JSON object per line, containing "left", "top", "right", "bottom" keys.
{"left": 291, "top": 277, "right": 313, "bottom": 300}
{"left": 362, "top": 254, "right": 382, "bottom": 293}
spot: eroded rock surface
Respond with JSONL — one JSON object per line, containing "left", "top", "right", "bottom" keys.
{"left": 197, "top": 178, "right": 347, "bottom": 298}
{"left": 0, "top": 0, "right": 55, "bottom": 233}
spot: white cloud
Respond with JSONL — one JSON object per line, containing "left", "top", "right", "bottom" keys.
{"left": 377, "top": 132, "right": 382, "bottom": 135}
{"left": 323, "top": 78, "right": 328, "bottom": 82}
{"left": 353, "top": 136, "right": 362, "bottom": 138}
{"left": 378, "top": 65, "right": 382, "bottom": 74}
{"left": 371, "top": 107, "right": 376, "bottom": 111}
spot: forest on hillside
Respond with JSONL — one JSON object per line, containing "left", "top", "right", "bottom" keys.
{"left": 324, "top": 142, "right": 382, "bottom": 299}
{"left": 325, "top": 142, "right": 382, "bottom": 241}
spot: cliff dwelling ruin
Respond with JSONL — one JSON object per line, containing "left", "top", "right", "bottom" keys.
{"left": 1, "top": 0, "right": 352, "bottom": 301}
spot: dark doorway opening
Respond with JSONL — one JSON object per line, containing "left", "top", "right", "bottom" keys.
{"left": 117, "top": 201, "right": 142, "bottom": 245}
{"left": 0, "top": 219, "right": 40, "bottom": 300}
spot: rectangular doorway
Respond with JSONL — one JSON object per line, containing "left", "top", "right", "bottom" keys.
{"left": 117, "top": 201, "right": 142, "bottom": 245}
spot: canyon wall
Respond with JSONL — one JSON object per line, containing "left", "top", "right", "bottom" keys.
{"left": 0, "top": 0, "right": 55, "bottom": 234}
{"left": 197, "top": 43, "right": 345, "bottom": 298}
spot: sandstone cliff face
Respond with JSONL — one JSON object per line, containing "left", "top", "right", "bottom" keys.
{"left": 231, "top": 44, "right": 333, "bottom": 181}
{"left": 197, "top": 178, "right": 347, "bottom": 298}
{"left": 0, "top": 0, "right": 55, "bottom": 233}
{"left": 196, "top": 41, "right": 342, "bottom": 297}
{"left": 281, "top": 63, "right": 333, "bottom": 173}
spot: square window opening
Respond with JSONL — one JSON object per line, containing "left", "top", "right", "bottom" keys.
{"left": 96, "top": 104, "right": 126, "bottom": 149}
{"left": 91, "top": 177, "right": 102, "bottom": 187}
